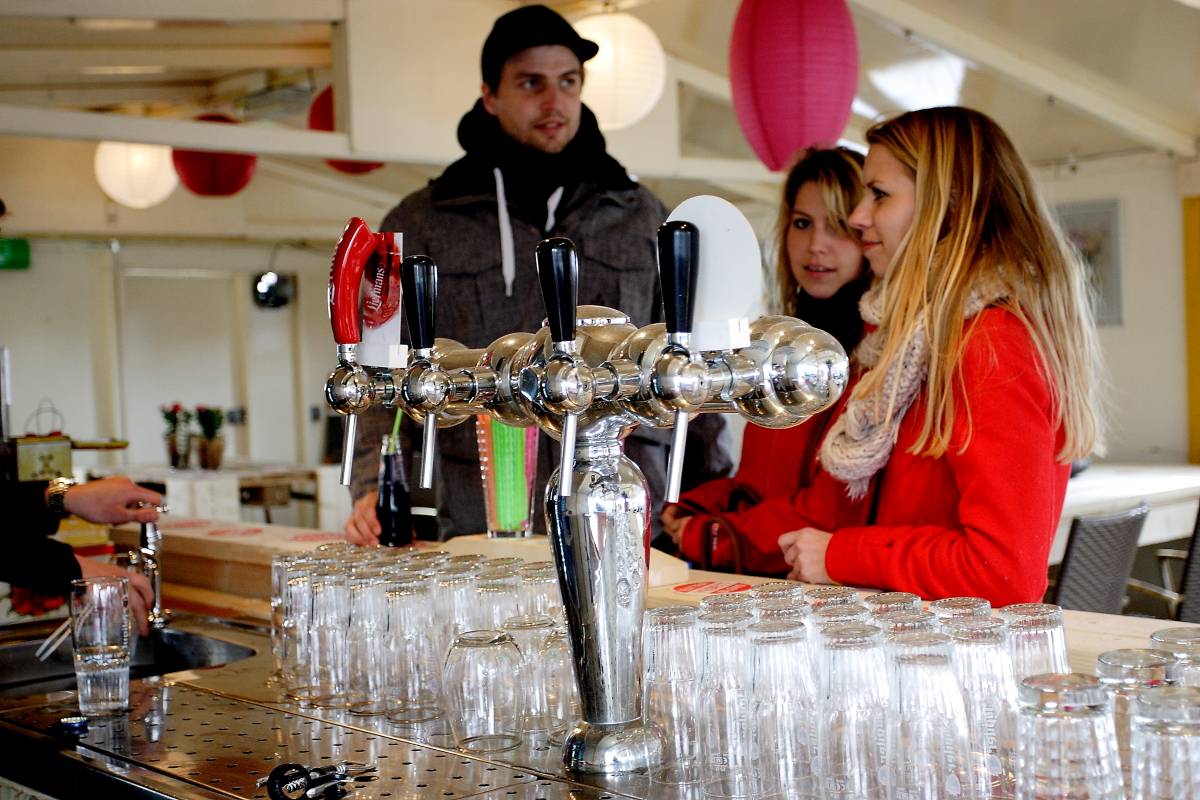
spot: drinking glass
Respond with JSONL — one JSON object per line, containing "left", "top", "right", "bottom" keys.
{"left": 642, "top": 606, "right": 703, "bottom": 785}
{"left": 270, "top": 553, "right": 300, "bottom": 677}
{"left": 520, "top": 561, "right": 563, "bottom": 620}
{"left": 1015, "top": 673, "right": 1122, "bottom": 800}
{"left": 70, "top": 577, "right": 131, "bottom": 716}
{"left": 750, "top": 581, "right": 806, "bottom": 603}
{"left": 930, "top": 596, "right": 992, "bottom": 624}
{"left": 945, "top": 616, "right": 1019, "bottom": 799}
{"left": 309, "top": 569, "right": 349, "bottom": 708}
{"left": 476, "top": 414, "right": 538, "bottom": 538}
{"left": 1095, "top": 648, "right": 1179, "bottom": 794}
{"left": 699, "top": 611, "right": 757, "bottom": 798}
{"left": 476, "top": 566, "right": 521, "bottom": 630}
{"left": 817, "top": 622, "right": 889, "bottom": 800}
{"left": 1000, "top": 603, "right": 1070, "bottom": 682}
{"left": 481, "top": 556, "right": 525, "bottom": 570}
{"left": 806, "top": 585, "right": 858, "bottom": 610}
{"left": 699, "top": 592, "right": 756, "bottom": 614}
{"left": 433, "top": 564, "right": 481, "bottom": 661}
{"left": 887, "top": 631, "right": 978, "bottom": 800}
{"left": 864, "top": 591, "right": 921, "bottom": 616}
{"left": 443, "top": 630, "right": 522, "bottom": 753}
{"left": 540, "top": 628, "right": 580, "bottom": 746}
{"left": 875, "top": 609, "right": 938, "bottom": 637}
{"left": 502, "top": 614, "right": 557, "bottom": 733}
{"left": 385, "top": 577, "right": 442, "bottom": 723}
{"left": 1130, "top": 685, "right": 1200, "bottom": 800}
{"left": 281, "top": 562, "right": 314, "bottom": 702}
{"left": 756, "top": 596, "right": 810, "bottom": 623}
{"left": 1150, "top": 626, "right": 1200, "bottom": 687}
{"left": 808, "top": 604, "right": 870, "bottom": 686}
{"left": 750, "top": 621, "right": 819, "bottom": 800}
{"left": 347, "top": 573, "right": 388, "bottom": 715}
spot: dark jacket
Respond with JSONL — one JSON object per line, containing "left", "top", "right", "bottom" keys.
{"left": 0, "top": 480, "right": 80, "bottom": 594}
{"left": 350, "top": 104, "right": 731, "bottom": 538}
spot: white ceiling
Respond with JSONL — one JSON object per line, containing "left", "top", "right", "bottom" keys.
{"left": 0, "top": 0, "right": 1197, "bottom": 182}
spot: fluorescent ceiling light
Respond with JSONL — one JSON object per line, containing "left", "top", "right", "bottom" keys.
{"left": 82, "top": 65, "right": 167, "bottom": 76}
{"left": 75, "top": 18, "right": 158, "bottom": 31}
{"left": 850, "top": 97, "right": 881, "bottom": 121}
{"left": 867, "top": 52, "right": 966, "bottom": 112}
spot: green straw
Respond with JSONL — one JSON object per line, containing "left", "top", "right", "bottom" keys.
{"left": 491, "top": 419, "right": 527, "bottom": 530}
{"left": 388, "top": 408, "right": 403, "bottom": 454}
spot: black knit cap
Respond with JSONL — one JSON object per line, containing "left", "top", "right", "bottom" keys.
{"left": 480, "top": 5, "right": 599, "bottom": 89}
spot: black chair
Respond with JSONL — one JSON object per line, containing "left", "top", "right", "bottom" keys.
{"left": 1127, "top": 504, "right": 1200, "bottom": 622}
{"left": 1049, "top": 501, "right": 1150, "bottom": 614}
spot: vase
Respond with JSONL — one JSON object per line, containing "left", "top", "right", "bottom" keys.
{"left": 166, "top": 431, "right": 192, "bottom": 469}
{"left": 195, "top": 436, "right": 224, "bottom": 470}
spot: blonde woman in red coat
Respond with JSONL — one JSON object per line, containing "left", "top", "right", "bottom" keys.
{"left": 660, "top": 147, "right": 870, "bottom": 575}
{"left": 778, "top": 107, "right": 1105, "bottom": 605}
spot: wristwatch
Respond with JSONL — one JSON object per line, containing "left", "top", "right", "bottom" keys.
{"left": 46, "top": 476, "right": 76, "bottom": 516}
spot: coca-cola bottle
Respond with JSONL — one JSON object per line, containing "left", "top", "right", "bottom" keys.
{"left": 376, "top": 434, "right": 413, "bottom": 547}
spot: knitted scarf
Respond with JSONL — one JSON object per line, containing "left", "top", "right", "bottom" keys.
{"left": 819, "top": 277, "right": 1009, "bottom": 500}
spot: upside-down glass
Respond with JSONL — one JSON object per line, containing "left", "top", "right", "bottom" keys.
{"left": 864, "top": 591, "right": 921, "bottom": 616}
{"left": 476, "top": 566, "right": 521, "bottom": 630}
{"left": 642, "top": 606, "right": 703, "bottom": 785}
{"left": 931, "top": 596, "right": 992, "bottom": 624}
{"left": 751, "top": 621, "right": 820, "bottom": 800}
{"left": 270, "top": 553, "right": 300, "bottom": 678}
{"left": 540, "top": 628, "right": 580, "bottom": 746}
{"left": 818, "top": 623, "right": 889, "bottom": 800}
{"left": 476, "top": 414, "right": 539, "bottom": 538}
{"left": 700, "top": 592, "right": 756, "bottom": 614}
{"left": 1015, "top": 673, "right": 1122, "bottom": 800}
{"left": 502, "top": 614, "right": 557, "bottom": 734}
{"left": 1150, "top": 626, "right": 1200, "bottom": 688}
{"left": 443, "top": 630, "right": 522, "bottom": 753}
{"left": 888, "top": 631, "right": 979, "bottom": 800}
{"left": 807, "top": 585, "right": 859, "bottom": 610}
{"left": 756, "top": 596, "right": 810, "bottom": 623}
{"left": 70, "top": 577, "right": 131, "bottom": 716}
{"left": 809, "top": 604, "right": 871, "bottom": 691}
{"left": 281, "top": 563, "right": 314, "bottom": 702}
{"left": 1000, "top": 603, "right": 1070, "bottom": 682}
{"left": 385, "top": 577, "right": 442, "bottom": 723}
{"left": 699, "top": 611, "right": 757, "bottom": 798}
{"left": 875, "top": 609, "right": 939, "bottom": 637}
{"left": 347, "top": 573, "right": 388, "bottom": 715}
{"left": 309, "top": 569, "right": 349, "bottom": 708}
{"left": 433, "top": 564, "right": 481, "bottom": 662}
{"left": 1095, "top": 648, "right": 1179, "bottom": 794}
{"left": 945, "top": 616, "right": 1019, "bottom": 799}
{"left": 750, "top": 582, "right": 806, "bottom": 604}
{"left": 1130, "top": 685, "right": 1200, "bottom": 800}
{"left": 520, "top": 561, "right": 563, "bottom": 620}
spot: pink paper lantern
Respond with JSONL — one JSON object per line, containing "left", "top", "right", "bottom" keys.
{"left": 729, "top": 0, "right": 859, "bottom": 172}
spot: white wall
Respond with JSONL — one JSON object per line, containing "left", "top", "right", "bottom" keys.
{"left": 1036, "top": 153, "right": 1189, "bottom": 462}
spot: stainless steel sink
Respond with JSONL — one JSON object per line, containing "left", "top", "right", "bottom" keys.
{"left": 0, "top": 619, "right": 257, "bottom": 697}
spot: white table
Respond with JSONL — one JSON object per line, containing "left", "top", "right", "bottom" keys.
{"left": 1050, "top": 462, "right": 1200, "bottom": 564}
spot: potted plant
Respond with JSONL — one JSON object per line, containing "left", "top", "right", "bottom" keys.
{"left": 194, "top": 405, "right": 225, "bottom": 470}
{"left": 161, "top": 403, "right": 193, "bottom": 469}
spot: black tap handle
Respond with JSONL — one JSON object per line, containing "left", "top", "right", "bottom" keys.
{"left": 657, "top": 220, "right": 699, "bottom": 336}
{"left": 401, "top": 254, "right": 437, "bottom": 352}
{"left": 535, "top": 237, "right": 579, "bottom": 346}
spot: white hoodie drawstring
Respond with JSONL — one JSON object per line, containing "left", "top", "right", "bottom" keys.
{"left": 494, "top": 168, "right": 565, "bottom": 298}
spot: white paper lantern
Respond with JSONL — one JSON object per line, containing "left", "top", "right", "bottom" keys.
{"left": 93, "top": 141, "right": 178, "bottom": 209}
{"left": 574, "top": 12, "right": 667, "bottom": 131}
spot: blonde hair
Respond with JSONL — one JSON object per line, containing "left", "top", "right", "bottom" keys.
{"left": 860, "top": 107, "right": 1104, "bottom": 461}
{"left": 771, "top": 147, "right": 867, "bottom": 315}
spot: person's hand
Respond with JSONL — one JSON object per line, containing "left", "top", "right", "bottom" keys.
{"left": 778, "top": 528, "right": 834, "bottom": 584}
{"left": 76, "top": 556, "right": 154, "bottom": 637}
{"left": 660, "top": 504, "right": 690, "bottom": 545}
{"left": 345, "top": 491, "right": 381, "bottom": 546}
{"left": 61, "top": 477, "right": 162, "bottom": 525}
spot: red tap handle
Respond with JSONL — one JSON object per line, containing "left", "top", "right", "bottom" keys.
{"left": 329, "top": 217, "right": 379, "bottom": 346}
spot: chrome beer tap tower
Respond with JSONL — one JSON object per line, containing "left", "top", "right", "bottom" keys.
{"left": 324, "top": 208, "right": 850, "bottom": 775}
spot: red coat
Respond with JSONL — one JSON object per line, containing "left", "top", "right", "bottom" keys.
{"left": 682, "top": 309, "right": 1068, "bottom": 605}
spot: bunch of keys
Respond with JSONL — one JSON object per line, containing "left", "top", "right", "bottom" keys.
{"left": 256, "top": 761, "right": 377, "bottom": 800}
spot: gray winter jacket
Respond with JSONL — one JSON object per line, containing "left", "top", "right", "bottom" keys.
{"left": 349, "top": 139, "right": 731, "bottom": 538}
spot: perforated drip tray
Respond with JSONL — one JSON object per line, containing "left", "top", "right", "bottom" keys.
{"left": 0, "top": 681, "right": 672, "bottom": 800}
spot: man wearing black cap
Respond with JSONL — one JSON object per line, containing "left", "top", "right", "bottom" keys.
{"left": 344, "top": 4, "right": 731, "bottom": 544}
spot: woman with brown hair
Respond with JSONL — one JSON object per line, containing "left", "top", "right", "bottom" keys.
{"left": 661, "top": 147, "right": 870, "bottom": 575}
{"left": 780, "top": 106, "right": 1105, "bottom": 604}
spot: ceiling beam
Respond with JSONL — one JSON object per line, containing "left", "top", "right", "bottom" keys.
{"left": 0, "top": 45, "right": 330, "bottom": 73}
{"left": 0, "top": 1, "right": 344, "bottom": 22}
{"left": 849, "top": 0, "right": 1197, "bottom": 157}
{"left": 0, "top": 83, "right": 212, "bottom": 108}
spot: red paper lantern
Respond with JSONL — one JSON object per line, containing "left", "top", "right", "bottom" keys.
{"left": 171, "top": 113, "right": 257, "bottom": 196}
{"left": 307, "top": 87, "right": 385, "bottom": 175}
{"left": 729, "top": 0, "right": 859, "bottom": 172}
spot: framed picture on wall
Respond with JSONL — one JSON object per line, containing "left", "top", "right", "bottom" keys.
{"left": 1054, "top": 199, "right": 1122, "bottom": 326}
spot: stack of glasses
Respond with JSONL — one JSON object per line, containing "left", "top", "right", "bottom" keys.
{"left": 641, "top": 586, "right": 1200, "bottom": 800}
{"left": 269, "top": 543, "right": 579, "bottom": 752}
